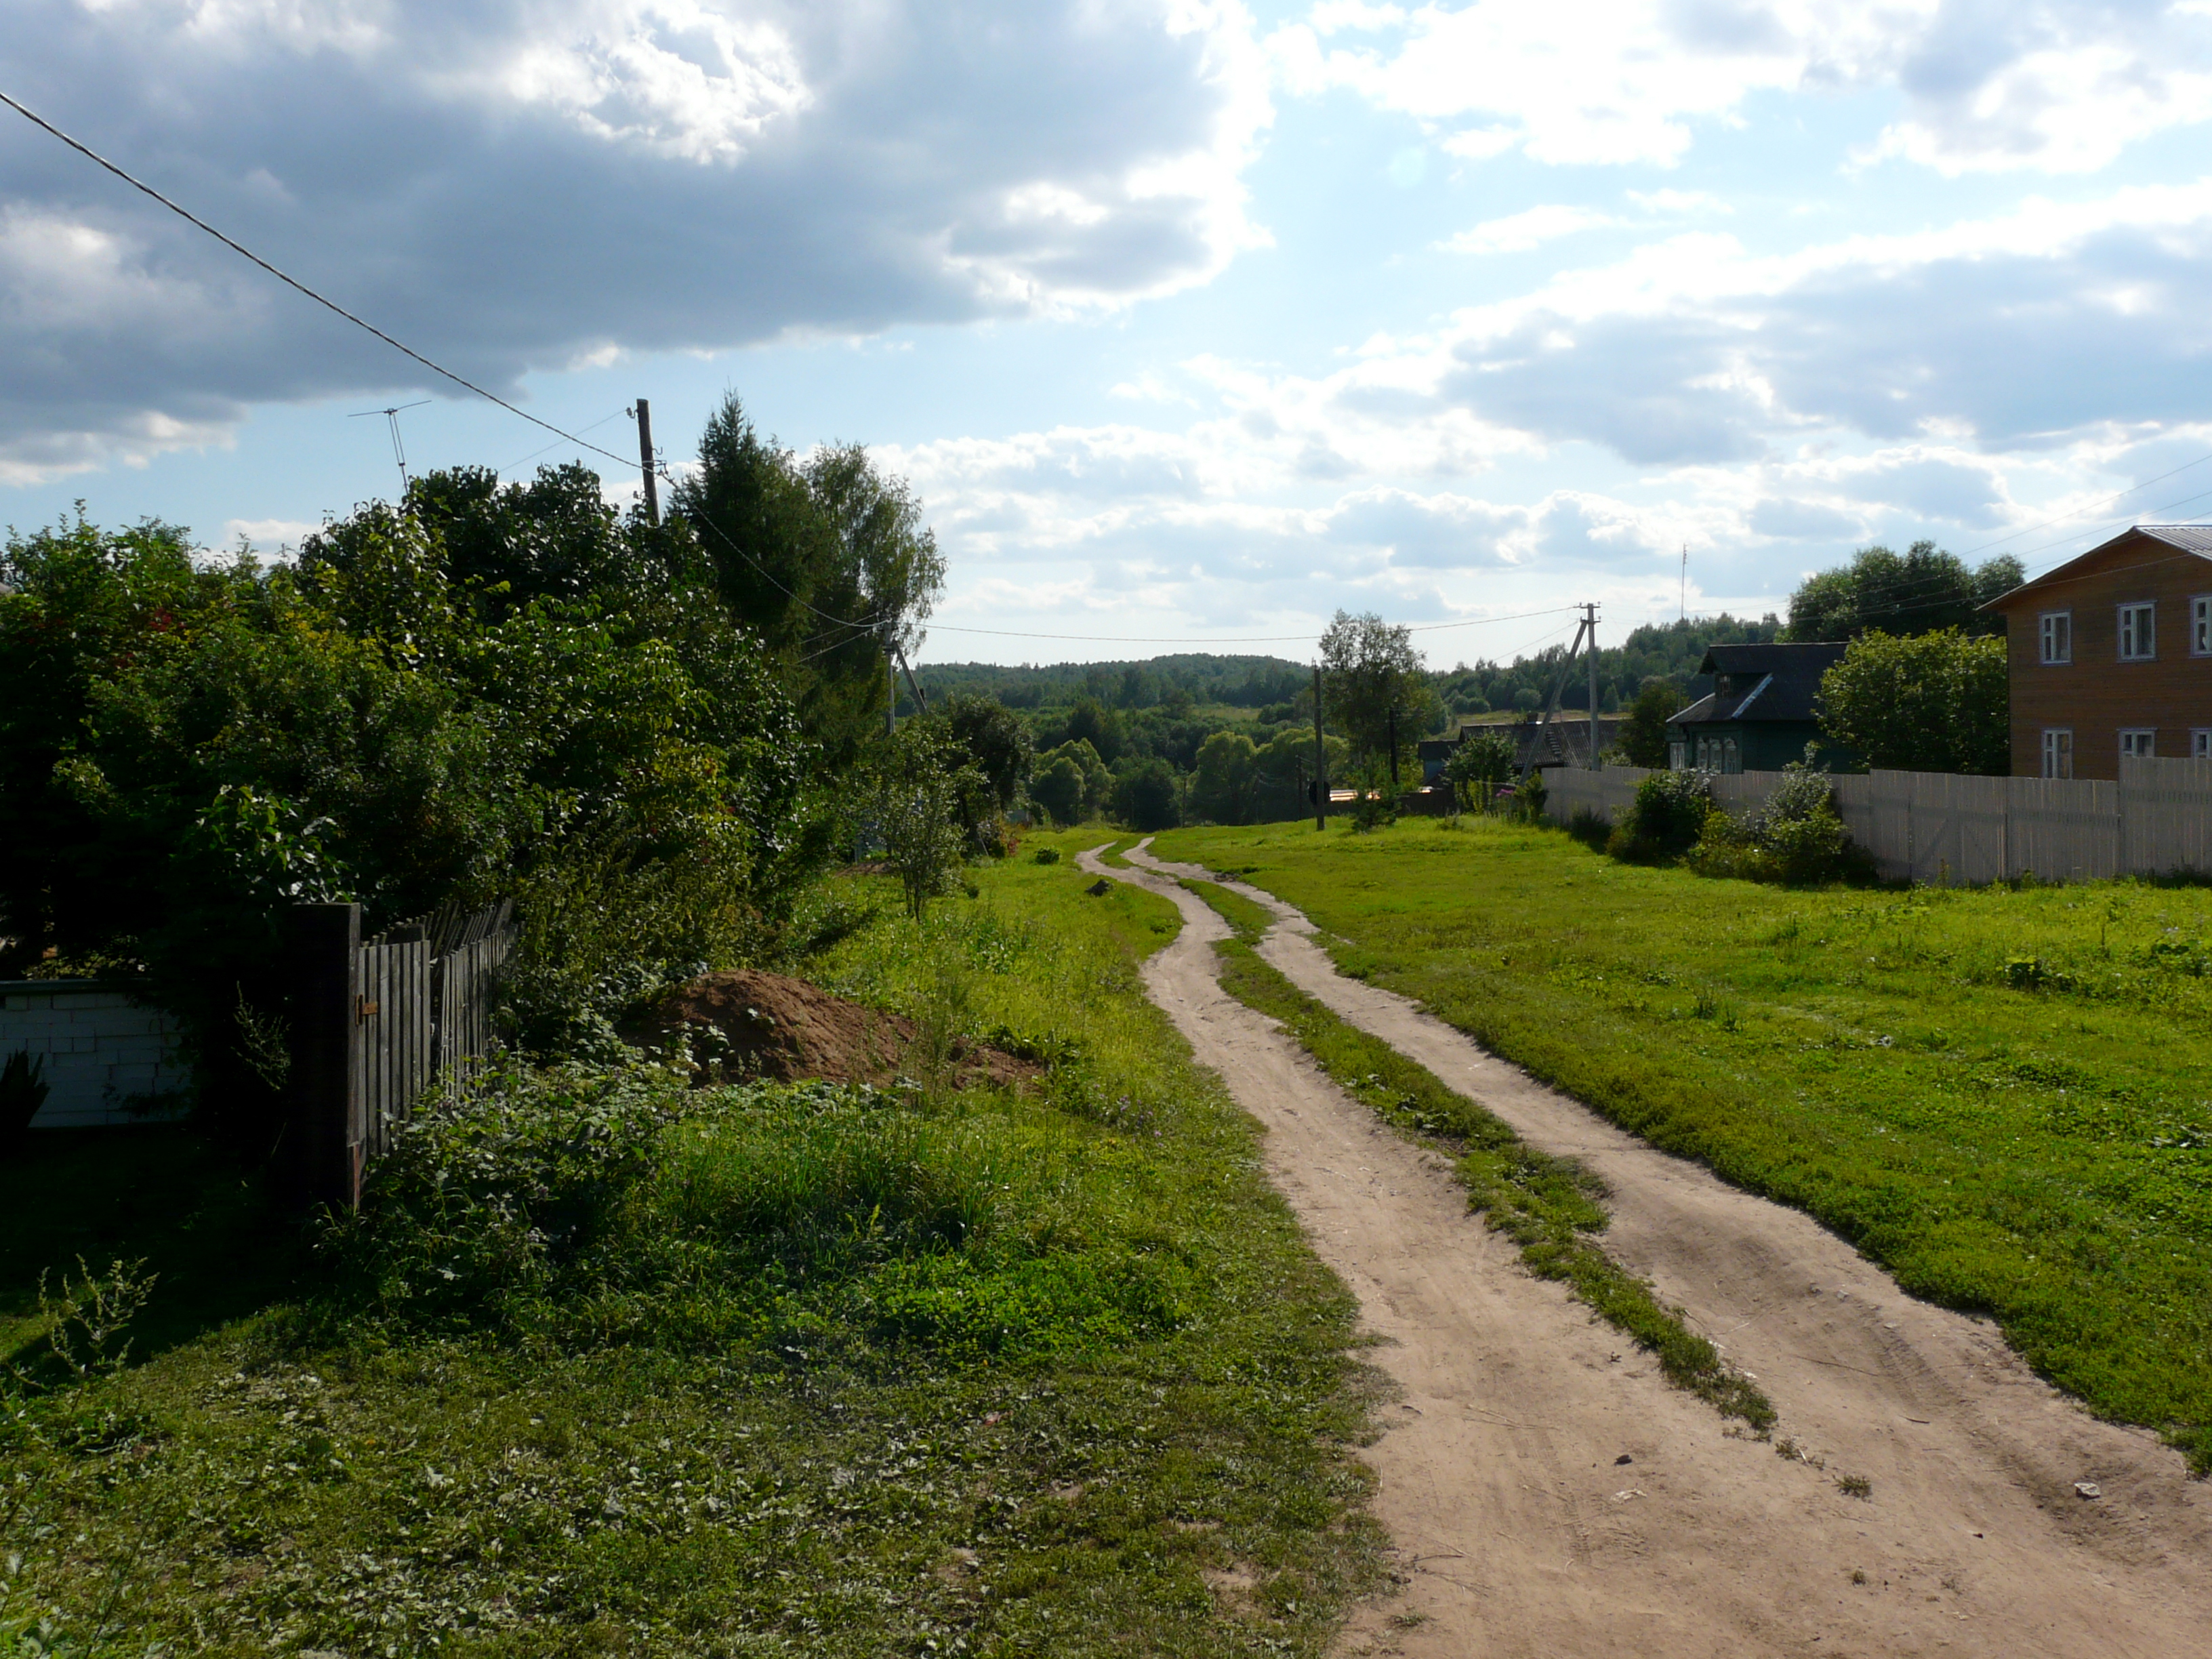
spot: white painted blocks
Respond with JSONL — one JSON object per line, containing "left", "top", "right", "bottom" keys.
{"left": 0, "top": 981, "right": 188, "bottom": 1129}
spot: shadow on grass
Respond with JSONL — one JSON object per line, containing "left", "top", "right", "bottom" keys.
{"left": 0, "top": 1126, "right": 302, "bottom": 1374}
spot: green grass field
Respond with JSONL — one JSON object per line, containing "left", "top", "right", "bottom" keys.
{"left": 1149, "top": 814, "right": 2212, "bottom": 1470}
{"left": 1, "top": 832, "right": 1383, "bottom": 1656}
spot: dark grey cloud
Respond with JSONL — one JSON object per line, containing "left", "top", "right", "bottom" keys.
{"left": 0, "top": 0, "right": 1260, "bottom": 478}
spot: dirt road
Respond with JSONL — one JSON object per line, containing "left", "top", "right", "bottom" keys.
{"left": 1083, "top": 841, "right": 2212, "bottom": 1657}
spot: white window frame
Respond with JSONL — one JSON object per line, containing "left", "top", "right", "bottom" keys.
{"left": 2193, "top": 728, "right": 2212, "bottom": 760}
{"left": 2119, "top": 600, "right": 2156, "bottom": 661}
{"left": 2042, "top": 727, "right": 2073, "bottom": 779}
{"left": 2194, "top": 595, "right": 2212, "bottom": 657}
{"left": 2120, "top": 728, "right": 2157, "bottom": 760}
{"left": 1668, "top": 737, "right": 1687, "bottom": 771}
{"left": 2039, "top": 610, "right": 2072, "bottom": 665}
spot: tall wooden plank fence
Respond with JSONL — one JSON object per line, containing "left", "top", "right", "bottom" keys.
{"left": 283, "top": 897, "right": 517, "bottom": 1212}
{"left": 1541, "top": 756, "right": 2212, "bottom": 888}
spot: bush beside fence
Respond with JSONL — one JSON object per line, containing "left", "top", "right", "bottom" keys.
{"left": 1543, "top": 756, "right": 2212, "bottom": 885}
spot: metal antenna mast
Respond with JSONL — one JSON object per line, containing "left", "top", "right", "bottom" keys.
{"left": 1679, "top": 544, "right": 1687, "bottom": 621}
{"left": 348, "top": 399, "right": 430, "bottom": 496}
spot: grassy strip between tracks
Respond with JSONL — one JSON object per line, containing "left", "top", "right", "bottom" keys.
{"left": 1156, "top": 816, "right": 2212, "bottom": 1473}
{"left": 1180, "top": 878, "right": 1775, "bottom": 1433}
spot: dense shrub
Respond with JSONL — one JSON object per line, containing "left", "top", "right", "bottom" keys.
{"left": 0, "top": 484, "right": 836, "bottom": 1109}
{"left": 1606, "top": 768, "right": 1713, "bottom": 860}
{"left": 1681, "top": 762, "right": 1872, "bottom": 886}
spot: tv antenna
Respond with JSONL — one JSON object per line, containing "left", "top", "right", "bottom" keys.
{"left": 1679, "top": 543, "right": 1687, "bottom": 621}
{"left": 348, "top": 399, "right": 432, "bottom": 495}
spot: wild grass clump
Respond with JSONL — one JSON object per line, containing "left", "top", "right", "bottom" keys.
{"left": 325, "top": 1060, "right": 1187, "bottom": 1364}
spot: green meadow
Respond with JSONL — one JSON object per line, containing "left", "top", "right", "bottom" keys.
{"left": 1, "top": 834, "right": 1382, "bottom": 1656}
{"left": 1150, "top": 814, "right": 2212, "bottom": 1469}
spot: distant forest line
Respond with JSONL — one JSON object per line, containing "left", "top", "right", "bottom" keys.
{"left": 912, "top": 613, "right": 1785, "bottom": 733}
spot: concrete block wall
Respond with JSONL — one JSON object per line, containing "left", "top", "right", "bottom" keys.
{"left": 0, "top": 981, "right": 188, "bottom": 1128}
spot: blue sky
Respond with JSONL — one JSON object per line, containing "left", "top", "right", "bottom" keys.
{"left": 7, "top": 0, "right": 2212, "bottom": 667}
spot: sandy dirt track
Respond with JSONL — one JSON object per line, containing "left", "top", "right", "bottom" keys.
{"left": 1082, "top": 841, "right": 2212, "bottom": 1658}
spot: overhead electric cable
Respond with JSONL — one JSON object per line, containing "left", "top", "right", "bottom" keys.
{"left": 0, "top": 87, "right": 641, "bottom": 476}
{"left": 914, "top": 604, "right": 1578, "bottom": 647}
{"left": 0, "top": 90, "right": 1639, "bottom": 665}
{"left": 1, "top": 84, "right": 907, "bottom": 647}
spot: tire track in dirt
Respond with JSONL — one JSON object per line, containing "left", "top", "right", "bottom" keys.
{"left": 1089, "top": 841, "right": 2212, "bottom": 1658}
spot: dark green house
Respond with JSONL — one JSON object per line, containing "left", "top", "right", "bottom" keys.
{"left": 1665, "top": 642, "right": 1854, "bottom": 773}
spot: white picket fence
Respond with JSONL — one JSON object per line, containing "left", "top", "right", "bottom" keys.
{"left": 1541, "top": 755, "right": 2212, "bottom": 885}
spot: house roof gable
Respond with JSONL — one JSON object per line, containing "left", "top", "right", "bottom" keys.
{"left": 1670, "top": 641, "right": 1844, "bottom": 726}
{"left": 1980, "top": 525, "right": 2212, "bottom": 613}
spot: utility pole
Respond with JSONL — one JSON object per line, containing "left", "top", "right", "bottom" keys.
{"left": 886, "top": 646, "right": 897, "bottom": 735}
{"left": 1388, "top": 705, "right": 1399, "bottom": 790}
{"left": 1517, "top": 608, "right": 1595, "bottom": 786}
{"left": 1586, "top": 601, "right": 1601, "bottom": 771}
{"left": 634, "top": 398, "right": 660, "bottom": 526}
{"left": 1313, "top": 663, "right": 1327, "bottom": 831}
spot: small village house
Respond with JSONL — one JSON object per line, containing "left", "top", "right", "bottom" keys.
{"left": 1980, "top": 524, "right": 2212, "bottom": 779}
{"left": 1664, "top": 642, "right": 1851, "bottom": 773}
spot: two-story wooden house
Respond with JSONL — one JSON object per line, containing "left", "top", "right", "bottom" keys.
{"left": 1980, "top": 524, "right": 2212, "bottom": 779}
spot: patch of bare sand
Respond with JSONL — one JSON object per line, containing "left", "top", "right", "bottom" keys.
{"left": 1093, "top": 841, "right": 2212, "bottom": 1658}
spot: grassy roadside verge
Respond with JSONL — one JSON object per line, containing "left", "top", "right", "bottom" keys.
{"left": 1154, "top": 817, "right": 2212, "bottom": 1471}
{"left": 1179, "top": 880, "right": 1773, "bottom": 1431}
{"left": 1, "top": 830, "right": 1385, "bottom": 1657}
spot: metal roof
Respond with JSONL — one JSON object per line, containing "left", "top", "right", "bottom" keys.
{"left": 1672, "top": 642, "right": 1845, "bottom": 726}
{"left": 1982, "top": 523, "right": 2212, "bottom": 609}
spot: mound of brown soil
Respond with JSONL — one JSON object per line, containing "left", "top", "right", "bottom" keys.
{"left": 622, "top": 968, "right": 1038, "bottom": 1090}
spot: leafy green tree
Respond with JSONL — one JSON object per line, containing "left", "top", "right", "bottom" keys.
{"left": 1818, "top": 629, "right": 2009, "bottom": 774}
{"left": 1064, "top": 697, "right": 1126, "bottom": 764}
{"left": 1256, "top": 728, "right": 1347, "bottom": 792}
{"left": 0, "top": 489, "right": 819, "bottom": 1138}
{"left": 937, "top": 694, "right": 1033, "bottom": 813}
{"left": 870, "top": 720, "right": 983, "bottom": 920}
{"left": 1616, "top": 680, "right": 1685, "bottom": 768}
{"left": 672, "top": 394, "right": 943, "bottom": 764}
{"left": 1443, "top": 729, "right": 1517, "bottom": 806}
{"left": 1113, "top": 757, "right": 1183, "bottom": 832}
{"left": 1784, "top": 541, "right": 2022, "bottom": 641}
{"left": 1321, "top": 611, "right": 1437, "bottom": 772}
{"left": 1029, "top": 755, "right": 1086, "bottom": 827}
{"left": 1190, "top": 731, "right": 1260, "bottom": 825}
{"left": 1039, "top": 739, "right": 1112, "bottom": 816}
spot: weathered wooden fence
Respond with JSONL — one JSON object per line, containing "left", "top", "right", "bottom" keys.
{"left": 1542, "top": 756, "right": 2212, "bottom": 887}
{"left": 284, "top": 897, "right": 516, "bottom": 1212}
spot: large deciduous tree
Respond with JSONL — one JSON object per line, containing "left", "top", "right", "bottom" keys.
{"left": 1319, "top": 611, "right": 1437, "bottom": 773}
{"left": 1818, "top": 629, "right": 2009, "bottom": 775}
{"left": 672, "top": 394, "right": 944, "bottom": 765}
{"left": 1784, "top": 541, "right": 2022, "bottom": 642}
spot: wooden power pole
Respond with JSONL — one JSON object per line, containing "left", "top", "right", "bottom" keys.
{"left": 1313, "top": 663, "right": 1327, "bottom": 831}
{"left": 1586, "top": 601, "right": 1600, "bottom": 771}
{"left": 634, "top": 398, "right": 659, "bottom": 525}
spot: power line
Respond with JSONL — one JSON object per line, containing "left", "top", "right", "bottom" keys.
{"left": 1948, "top": 448, "right": 2212, "bottom": 564}
{"left": 916, "top": 605, "right": 1578, "bottom": 647}
{"left": 0, "top": 87, "right": 641, "bottom": 477}
{"left": 0, "top": 89, "right": 921, "bottom": 649}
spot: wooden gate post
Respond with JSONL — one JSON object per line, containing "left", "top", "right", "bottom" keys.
{"left": 282, "top": 901, "right": 361, "bottom": 1214}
